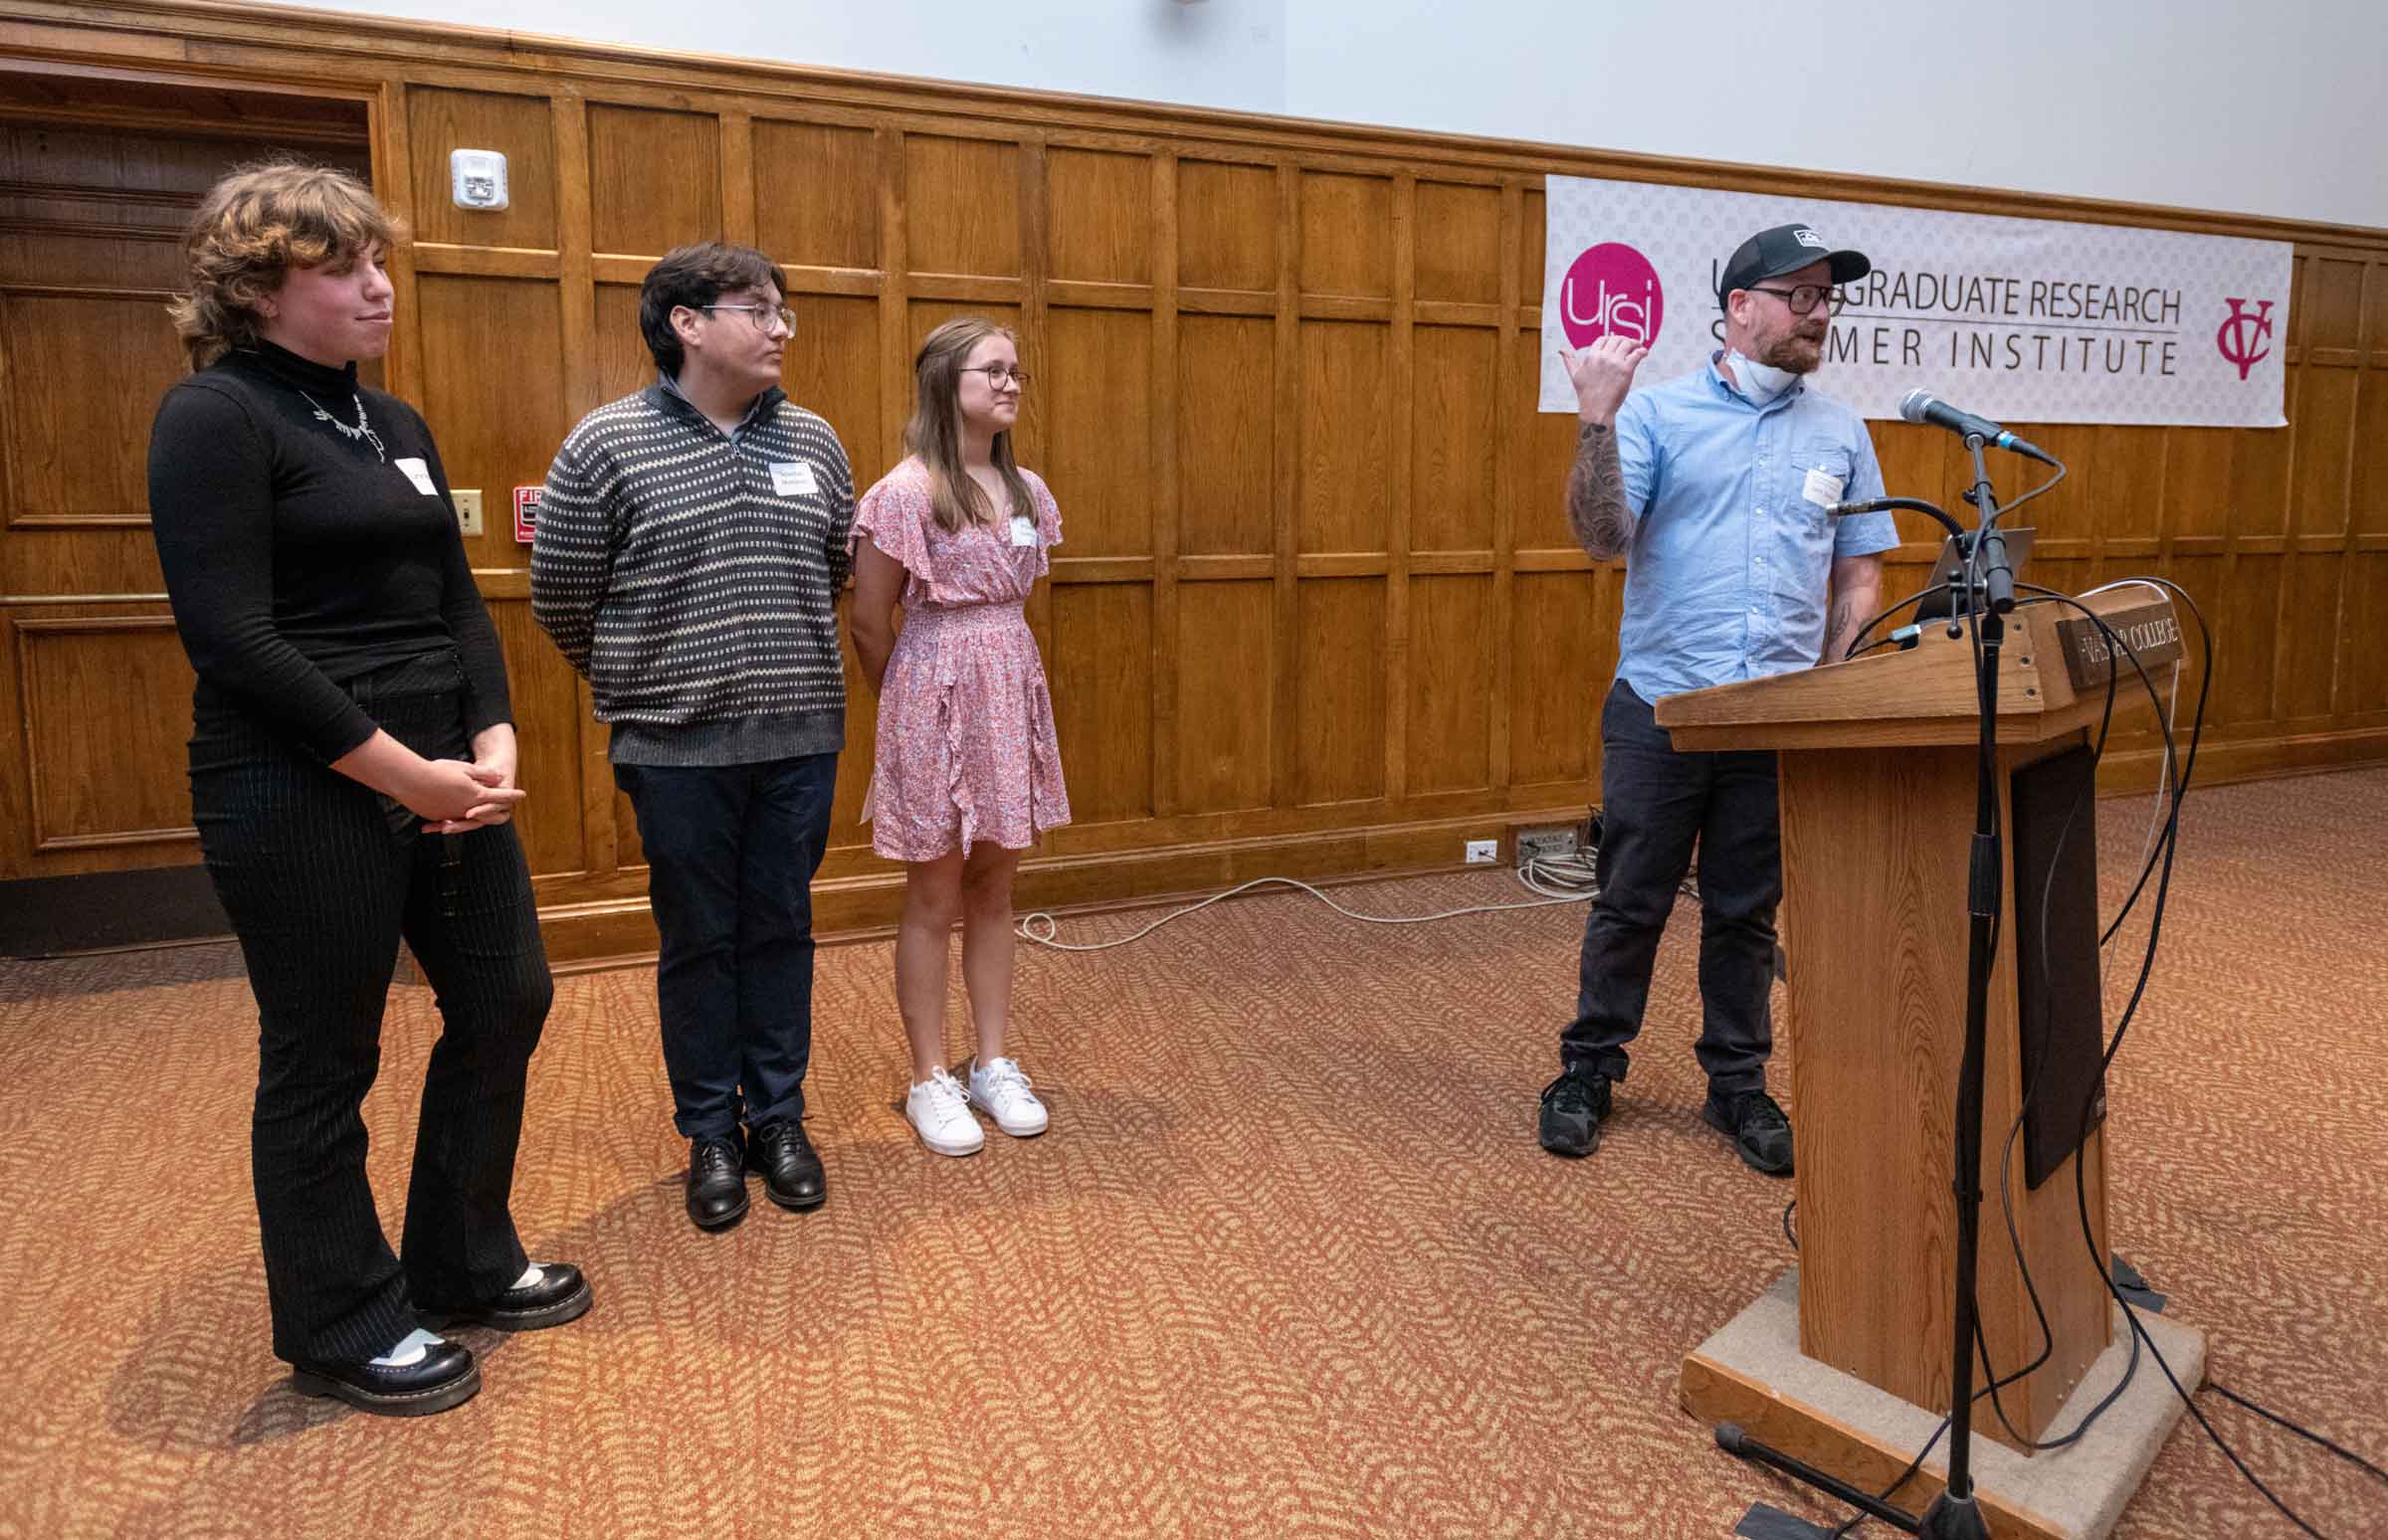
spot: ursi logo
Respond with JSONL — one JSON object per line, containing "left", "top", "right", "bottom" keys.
{"left": 2215, "top": 297, "right": 2274, "bottom": 382}
{"left": 1560, "top": 243, "right": 1665, "bottom": 350}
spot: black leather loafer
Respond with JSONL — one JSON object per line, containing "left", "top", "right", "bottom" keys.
{"left": 746, "top": 1118, "right": 826, "bottom": 1211}
{"left": 687, "top": 1135, "right": 750, "bottom": 1231}
{"left": 291, "top": 1342, "right": 480, "bottom": 1417}
{"left": 418, "top": 1262, "right": 593, "bottom": 1332}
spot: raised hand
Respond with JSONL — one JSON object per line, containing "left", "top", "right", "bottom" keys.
{"left": 1560, "top": 335, "right": 1649, "bottom": 427}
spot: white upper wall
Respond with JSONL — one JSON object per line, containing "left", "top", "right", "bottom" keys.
{"left": 278, "top": 0, "right": 2385, "bottom": 230}
{"left": 1286, "top": 0, "right": 2384, "bottom": 231}
{"left": 296, "top": 0, "right": 1292, "bottom": 117}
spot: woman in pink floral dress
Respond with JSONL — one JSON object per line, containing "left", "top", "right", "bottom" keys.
{"left": 850, "top": 317, "right": 1070, "bottom": 1157}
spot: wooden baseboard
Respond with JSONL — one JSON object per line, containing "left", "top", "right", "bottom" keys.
{"left": 2093, "top": 723, "right": 2388, "bottom": 795}
{"left": 27, "top": 721, "right": 2385, "bottom": 964}
{"left": 534, "top": 808, "right": 1582, "bottom": 967}
{"left": 538, "top": 724, "right": 2388, "bottom": 968}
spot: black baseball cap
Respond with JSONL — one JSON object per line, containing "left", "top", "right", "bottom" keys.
{"left": 1716, "top": 223, "right": 1871, "bottom": 306}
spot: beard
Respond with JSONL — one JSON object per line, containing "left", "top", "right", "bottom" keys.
{"left": 1760, "top": 326, "right": 1827, "bottom": 374}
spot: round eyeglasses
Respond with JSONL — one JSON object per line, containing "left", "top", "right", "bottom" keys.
{"left": 964, "top": 364, "right": 1030, "bottom": 390}
{"left": 700, "top": 302, "right": 797, "bottom": 336}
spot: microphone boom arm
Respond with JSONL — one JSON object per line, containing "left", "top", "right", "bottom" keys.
{"left": 1839, "top": 495, "right": 1966, "bottom": 541}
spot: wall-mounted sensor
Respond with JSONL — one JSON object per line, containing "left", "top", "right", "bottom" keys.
{"left": 450, "top": 149, "right": 508, "bottom": 210}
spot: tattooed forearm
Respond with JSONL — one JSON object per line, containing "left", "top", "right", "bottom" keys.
{"left": 1820, "top": 557, "right": 1883, "bottom": 666}
{"left": 1824, "top": 598, "right": 1858, "bottom": 663}
{"left": 1565, "top": 421, "right": 1633, "bottom": 560}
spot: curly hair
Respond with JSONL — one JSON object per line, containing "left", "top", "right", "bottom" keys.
{"left": 168, "top": 159, "right": 401, "bottom": 369}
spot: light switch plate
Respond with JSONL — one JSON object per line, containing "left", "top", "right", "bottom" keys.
{"left": 453, "top": 488, "right": 484, "bottom": 537}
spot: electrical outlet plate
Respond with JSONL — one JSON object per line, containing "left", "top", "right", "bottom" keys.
{"left": 1464, "top": 839, "right": 1497, "bottom": 865}
{"left": 1515, "top": 824, "right": 1580, "bottom": 867}
{"left": 453, "top": 488, "right": 484, "bottom": 537}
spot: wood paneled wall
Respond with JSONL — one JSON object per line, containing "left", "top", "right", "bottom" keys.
{"left": 0, "top": 72, "right": 374, "bottom": 882}
{"left": 3, "top": 1, "right": 2385, "bottom": 959}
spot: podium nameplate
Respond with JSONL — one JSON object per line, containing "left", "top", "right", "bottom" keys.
{"left": 2053, "top": 597, "right": 2183, "bottom": 690}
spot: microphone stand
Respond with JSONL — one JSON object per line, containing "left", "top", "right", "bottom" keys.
{"left": 1719, "top": 442, "right": 2026, "bottom": 1540}
{"left": 1915, "top": 433, "right": 2015, "bottom": 1540}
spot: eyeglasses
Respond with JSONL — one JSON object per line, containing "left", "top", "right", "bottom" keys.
{"left": 964, "top": 363, "right": 1030, "bottom": 390}
{"left": 1745, "top": 284, "right": 1847, "bottom": 316}
{"left": 700, "top": 302, "right": 797, "bottom": 336}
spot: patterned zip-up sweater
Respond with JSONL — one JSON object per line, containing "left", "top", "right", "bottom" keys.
{"left": 531, "top": 378, "right": 855, "bottom": 765}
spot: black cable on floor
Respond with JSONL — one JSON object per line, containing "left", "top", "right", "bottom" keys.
{"left": 2203, "top": 1381, "right": 2388, "bottom": 1488}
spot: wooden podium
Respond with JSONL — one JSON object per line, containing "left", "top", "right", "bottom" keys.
{"left": 1663, "top": 586, "right": 2189, "bottom": 1521}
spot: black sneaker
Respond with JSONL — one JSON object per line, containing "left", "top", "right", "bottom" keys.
{"left": 1703, "top": 1087, "right": 1794, "bottom": 1176}
{"left": 1537, "top": 1063, "right": 1613, "bottom": 1157}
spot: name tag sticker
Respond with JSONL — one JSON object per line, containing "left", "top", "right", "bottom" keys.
{"left": 1009, "top": 513, "right": 1039, "bottom": 547}
{"left": 770, "top": 462, "right": 818, "bottom": 497}
{"left": 393, "top": 457, "right": 438, "bottom": 495}
{"left": 1802, "top": 466, "right": 1845, "bottom": 507}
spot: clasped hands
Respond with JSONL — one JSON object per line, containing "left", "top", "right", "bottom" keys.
{"left": 410, "top": 724, "right": 525, "bottom": 834}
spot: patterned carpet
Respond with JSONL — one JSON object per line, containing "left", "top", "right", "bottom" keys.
{"left": 2, "top": 768, "right": 2384, "bottom": 1539}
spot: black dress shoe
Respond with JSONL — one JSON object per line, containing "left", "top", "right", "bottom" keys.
{"left": 291, "top": 1341, "right": 480, "bottom": 1418}
{"left": 417, "top": 1262, "right": 593, "bottom": 1332}
{"left": 687, "top": 1135, "right": 750, "bottom": 1231}
{"left": 746, "top": 1118, "right": 827, "bottom": 1211}
{"left": 1704, "top": 1087, "right": 1795, "bottom": 1176}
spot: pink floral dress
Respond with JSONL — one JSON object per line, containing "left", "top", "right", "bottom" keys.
{"left": 852, "top": 458, "right": 1071, "bottom": 861}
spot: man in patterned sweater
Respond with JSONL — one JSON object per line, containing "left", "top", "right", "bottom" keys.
{"left": 531, "top": 242, "right": 855, "bottom": 1233}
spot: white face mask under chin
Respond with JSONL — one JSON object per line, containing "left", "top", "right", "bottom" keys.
{"left": 1725, "top": 348, "right": 1801, "bottom": 405}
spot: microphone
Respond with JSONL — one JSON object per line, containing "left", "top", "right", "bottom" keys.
{"left": 1825, "top": 497, "right": 1890, "bottom": 515}
{"left": 1898, "top": 388, "right": 2055, "bottom": 464}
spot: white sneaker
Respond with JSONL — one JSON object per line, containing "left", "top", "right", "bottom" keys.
{"left": 905, "top": 1067, "right": 984, "bottom": 1156}
{"left": 965, "top": 1056, "right": 1049, "bottom": 1137}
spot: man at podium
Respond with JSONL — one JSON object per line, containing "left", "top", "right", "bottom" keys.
{"left": 1536, "top": 223, "right": 1898, "bottom": 1176}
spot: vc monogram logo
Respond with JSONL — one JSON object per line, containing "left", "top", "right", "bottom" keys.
{"left": 1560, "top": 243, "right": 1665, "bottom": 350}
{"left": 2216, "top": 297, "right": 2274, "bottom": 381}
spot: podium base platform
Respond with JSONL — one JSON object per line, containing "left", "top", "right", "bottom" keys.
{"left": 1683, "top": 1270, "right": 2204, "bottom": 1540}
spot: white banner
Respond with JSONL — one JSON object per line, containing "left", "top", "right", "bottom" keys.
{"left": 1537, "top": 175, "right": 2291, "bottom": 428}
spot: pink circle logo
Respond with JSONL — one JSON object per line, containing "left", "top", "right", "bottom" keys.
{"left": 1559, "top": 242, "right": 1665, "bottom": 350}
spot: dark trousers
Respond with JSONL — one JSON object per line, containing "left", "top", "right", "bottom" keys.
{"left": 191, "top": 659, "right": 552, "bottom": 1367}
{"left": 614, "top": 753, "right": 839, "bottom": 1141}
{"left": 1560, "top": 677, "right": 1782, "bottom": 1097}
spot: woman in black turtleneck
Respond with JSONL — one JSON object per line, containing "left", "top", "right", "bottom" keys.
{"left": 146, "top": 161, "right": 587, "bottom": 1416}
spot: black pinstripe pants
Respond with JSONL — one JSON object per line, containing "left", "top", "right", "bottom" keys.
{"left": 190, "top": 657, "right": 553, "bottom": 1366}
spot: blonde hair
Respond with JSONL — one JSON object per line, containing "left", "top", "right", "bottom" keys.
{"left": 168, "top": 159, "right": 402, "bottom": 369}
{"left": 903, "top": 316, "right": 1033, "bottom": 535}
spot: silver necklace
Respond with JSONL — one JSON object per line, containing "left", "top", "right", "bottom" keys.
{"left": 297, "top": 388, "right": 386, "bottom": 463}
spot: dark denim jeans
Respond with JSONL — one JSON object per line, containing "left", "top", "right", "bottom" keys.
{"left": 1559, "top": 677, "right": 1782, "bottom": 1097}
{"left": 614, "top": 753, "right": 839, "bottom": 1140}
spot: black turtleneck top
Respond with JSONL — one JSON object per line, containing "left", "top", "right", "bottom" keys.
{"left": 146, "top": 341, "right": 511, "bottom": 763}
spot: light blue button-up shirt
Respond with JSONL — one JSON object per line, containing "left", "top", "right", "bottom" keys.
{"left": 1612, "top": 355, "right": 1898, "bottom": 704}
